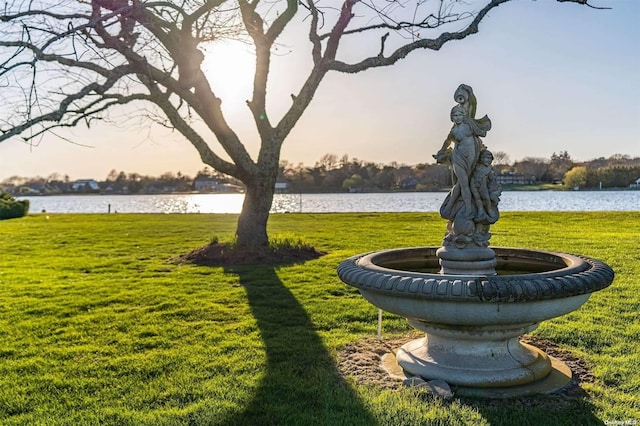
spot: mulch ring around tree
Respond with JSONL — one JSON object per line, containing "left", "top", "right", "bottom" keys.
{"left": 175, "top": 242, "right": 326, "bottom": 266}
{"left": 337, "top": 333, "right": 595, "bottom": 398}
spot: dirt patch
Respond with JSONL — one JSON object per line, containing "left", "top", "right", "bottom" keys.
{"left": 520, "top": 335, "right": 596, "bottom": 396}
{"left": 338, "top": 335, "right": 416, "bottom": 390}
{"left": 338, "top": 334, "right": 594, "bottom": 396}
{"left": 175, "top": 242, "right": 326, "bottom": 266}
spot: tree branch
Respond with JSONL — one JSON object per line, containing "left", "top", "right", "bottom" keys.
{"left": 557, "top": 0, "right": 611, "bottom": 10}
{"left": 264, "top": 0, "right": 298, "bottom": 43}
{"left": 144, "top": 79, "right": 240, "bottom": 178}
{"left": 0, "top": 73, "right": 135, "bottom": 143}
{"left": 238, "top": 0, "right": 275, "bottom": 151}
{"left": 17, "top": 94, "right": 149, "bottom": 143}
{"left": 328, "top": 0, "right": 511, "bottom": 73}
{"left": 317, "top": 4, "right": 468, "bottom": 41}
{"left": 0, "top": 10, "right": 90, "bottom": 22}
{"left": 0, "top": 40, "right": 132, "bottom": 78}
{"left": 305, "top": 0, "right": 322, "bottom": 65}
{"left": 273, "top": 0, "right": 358, "bottom": 143}
{"left": 323, "top": 0, "right": 358, "bottom": 62}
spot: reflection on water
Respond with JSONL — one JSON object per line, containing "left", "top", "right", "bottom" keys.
{"left": 182, "top": 194, "right": 245, "bottom": 213}
{"left": 20, "top": 191, "right": 640, "bottom": 214}
{"left": 271, "top": 194, "right": 303, "bottom": 213}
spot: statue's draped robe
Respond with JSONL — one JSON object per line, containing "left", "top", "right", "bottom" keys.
{"left": 440, "top": 115, "right": 491, "bottom": 220}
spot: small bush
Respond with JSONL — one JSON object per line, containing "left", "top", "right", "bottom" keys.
{"left": 179, "top": 233, "right": 324, "bottom": 266}
{"left": 0, "top": 192, "right": 30, "bottom": 220}
{"left": 267, "top": 234, "right": 315, "bottom": 251}
{"left": 217, "top": 233, "right": 315, "bottom": 252}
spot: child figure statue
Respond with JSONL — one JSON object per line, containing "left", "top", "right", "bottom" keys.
{"left": 471, "top": 149, "right": 501, "bottom": 224}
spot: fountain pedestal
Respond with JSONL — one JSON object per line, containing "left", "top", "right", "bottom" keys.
{"left": 436, "top": 246, "right": 497, "bottom": 275}
{"left": 397, "top": 322, "right": 550, "bottom": 387}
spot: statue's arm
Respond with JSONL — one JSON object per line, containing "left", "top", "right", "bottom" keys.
{"left": 433, "top": 132, "right": 454, "bottom": 163}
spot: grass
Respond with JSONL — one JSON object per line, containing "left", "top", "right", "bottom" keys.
{"left": 502, "top": 183, "right": 563, "bottom": 191}
{"left": 0, "top": 212, "right": 638, "bottom": 425}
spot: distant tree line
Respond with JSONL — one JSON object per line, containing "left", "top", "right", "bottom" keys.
{"left": 279, "top": 152, "right": 640, "bottom": 192}
{"left": 278, "top": 154, "right": 452, "bottom": 193}
{"left": 507, "top": 152, "right": 640, "bottom": 189}
{"left": 2, "top": 152, "right": 639, "bottom": 195}
{"left": 0, "top": 168, "right": 243, "bottom": 195}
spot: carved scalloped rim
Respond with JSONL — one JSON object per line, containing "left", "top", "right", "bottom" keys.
{"left": 337, "top": 247, "right": 614, "bottom": 303}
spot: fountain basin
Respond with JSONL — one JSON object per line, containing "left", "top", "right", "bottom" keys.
{"left": 337, "top": 247, "right": 614, "bottom": 389}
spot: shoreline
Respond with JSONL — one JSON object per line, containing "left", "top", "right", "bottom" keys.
{"left": 13, "top": 186, "right": 639, "bottom": 197}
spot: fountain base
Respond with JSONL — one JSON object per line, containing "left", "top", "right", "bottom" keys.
{"left": 397, "top": 322, "right": 550, "bottom": 387}
{"left": 382, "top": 346, "right": 573, "bottom": 398}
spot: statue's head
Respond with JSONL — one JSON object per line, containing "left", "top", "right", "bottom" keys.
{"left": 480, "top": 150, "right": 494, "bottom": 165}
{"left": 450, "top": 105, "right": 466, "bottom": 124}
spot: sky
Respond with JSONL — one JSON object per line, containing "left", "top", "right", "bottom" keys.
{"left": 0, "top": 0, "right": 639, "bottom": 181}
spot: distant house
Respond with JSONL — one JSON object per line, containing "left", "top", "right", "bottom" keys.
{"left": 144, "top": 184, "right": 178, "bottom": 194}
{"left": 630, "top": 178, "right": 640, "bottom": 189}
{"left": 216, "top": 183, "right": 244, "bottom": 193}
{"left": 495, "top": 172, "right": 533, "bottom": 186}
{"left": 275, "top": 182, "right": 289, "bottom": 193}
{"left": 19, "top": 186, "right": 41, "bottom": 195}
{"left": 104, "top": 184, "right": 129, "bottom": 194}
{"left": 400, "top": 178, "right": 419, "bottom": 190}
{"left": 194, "top": 177, "right": 219, "bottom": 192}
{"left": 43, "top": 182, "right": 66, "bottom": 194}
{"left": 71, "top": 179, "right": 100, "bottom": 192}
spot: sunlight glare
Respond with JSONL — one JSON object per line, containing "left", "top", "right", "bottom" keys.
{"left": 202, "top": 41, "right": 256, "bottom": 113}
{"left": 187, "top": 194, "right": 245, "bottom": 213}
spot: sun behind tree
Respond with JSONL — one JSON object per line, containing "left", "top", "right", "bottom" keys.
{"left": 202, "top": 40, "right": 256, "bottom": 115}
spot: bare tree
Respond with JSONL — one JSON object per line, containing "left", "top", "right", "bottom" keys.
{"left": 513, "top": 157, "right": 550, "bottom": 182}
{"left": 0, "top": 0, "right": 601, "bottom": 249}
{"left": 492, "top": 151, "right": 511, "bottom": 166}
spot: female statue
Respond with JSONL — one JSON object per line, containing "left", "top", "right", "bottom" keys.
{"left": 435, "top": 98, "right": 491, "bottom": 220}
{"left": 433, "top": 85, "right": 496, "bottom": 249}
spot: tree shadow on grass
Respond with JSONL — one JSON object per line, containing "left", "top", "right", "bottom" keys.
{"left": 219, "top": 265, "right": 376, "bottom": 426}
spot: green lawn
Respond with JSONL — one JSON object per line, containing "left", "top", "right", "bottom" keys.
{"left": 0, "top": 212, "right": 638, "bottom": 425}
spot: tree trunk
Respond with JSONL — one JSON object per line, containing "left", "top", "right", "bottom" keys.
{"left": 235, "top": 174, "right": 276, "bottom": 249}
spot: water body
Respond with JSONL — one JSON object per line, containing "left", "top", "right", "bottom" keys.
{"left": 20, "top": 191, "right": 640, "bottom": 214}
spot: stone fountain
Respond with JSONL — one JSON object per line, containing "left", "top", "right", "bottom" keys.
{"left": 337, "top": 85, "right": 614, "bottom": 396}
